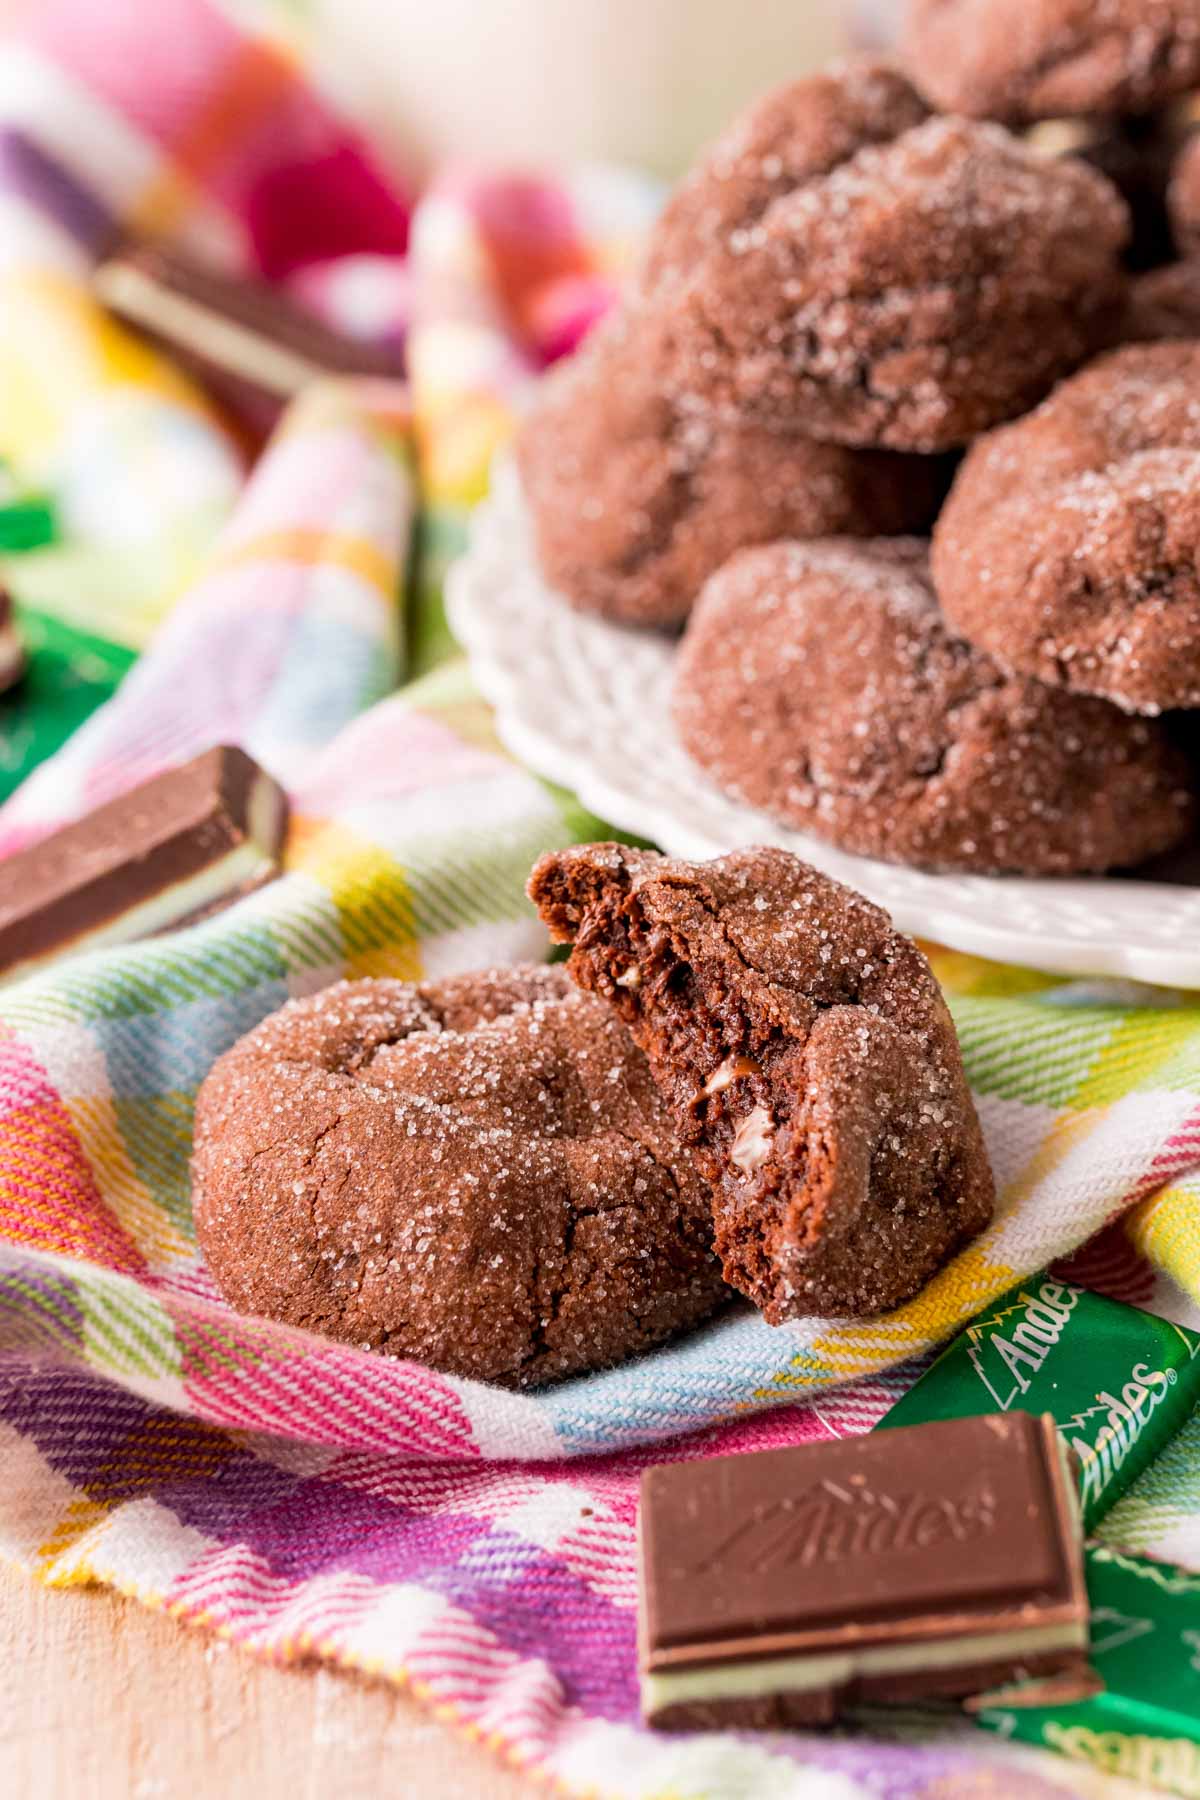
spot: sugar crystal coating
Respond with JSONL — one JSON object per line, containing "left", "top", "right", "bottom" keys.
{"left": 673, "top": 537, "right": 1194, "bottom": 873}
{"left": 933, "top": 341, "right": 1200, "bottom": 713}
{"left": 192, "top": 966, "right": 727, "bottom": 1387}
{"left": 516, "top": 303, "right": 947, "bottom": 629}
{"left": 902, "top": 0, "right": 1200, "bottom": 124}
{"left": 660, "top": 107, "right": 1128, "bottom": 452}
{"left": 642, "top": 60, "right": 930, "bottom": 293}
{"left": 529, "top": 845, "right": 994, "bottom": 1324}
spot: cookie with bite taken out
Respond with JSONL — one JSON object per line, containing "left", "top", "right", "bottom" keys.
{"left": 529, "top": 845, "right": 995, "bottom": 1323}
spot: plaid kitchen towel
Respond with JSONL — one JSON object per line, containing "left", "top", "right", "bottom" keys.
{"left": 2, "top": 2, "right": 1200, "bottom": 1797}
{"left": 0, "top": 0, "right": 413, "bottom": 796}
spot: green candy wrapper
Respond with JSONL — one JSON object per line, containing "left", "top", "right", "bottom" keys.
{"left": 977, "top": 1546, "right": 1200, "bottom": 1798}
{"left": 0, "top": 607, "right": 134, "bottom": 803}
{"left": 0, "top": 495, "right": 58, "bottom": 553}
{"left": 879, "top": 1277, "right": 1200, "bottom": 1530}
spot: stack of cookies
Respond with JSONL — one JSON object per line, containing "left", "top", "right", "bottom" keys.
{"left": 517, "top": 3, "right": 1200, "bottom": 877}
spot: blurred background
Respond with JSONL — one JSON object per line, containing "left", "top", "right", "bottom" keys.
{"left": 269, "top": 1, "right": 893, "bottom": 179}
{"left": 0, "top": 0, "right": 896, "bottom": 796}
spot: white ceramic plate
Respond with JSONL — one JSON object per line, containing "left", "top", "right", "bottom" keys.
{"left": 446, "top": 460, "right": 1200, "bottom": 986}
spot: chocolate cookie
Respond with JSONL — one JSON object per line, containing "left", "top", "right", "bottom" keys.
{"left": 933, "top": 342, "right": 1200, "bottom": 713}
{"left": 1121, "top": 258, "right": 1200, "bottom": 342}
{"left": 192, "top": 966, "right": 727, "bottom": 1387}
{"left": 661, "top": 106, "right": 1128, "bottom": 451}
{"left": 1169, "top": 130, "right": 1200, "bottom": 253}
{"left": 528, "top": 845, "right": 994, "bottom": 1323}
{"left": 642, "top": 60, "right": 930, "bottom": 293}
{"left": 672, "top": 539, "right": 1194, "bottom": 874}
{"left": 516, "top": 305, "right": 947, "bottom": 629}
{"left": 902, "top": 0, "right": 1200, "bottom": 124}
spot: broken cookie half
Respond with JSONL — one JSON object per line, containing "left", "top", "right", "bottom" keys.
{"left": 528, "top": 845, "right": 994, "bottom": 1323}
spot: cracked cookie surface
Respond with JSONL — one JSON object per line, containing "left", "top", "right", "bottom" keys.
{"left": 642, "top": 60, "right": 930, "bottom": 294}
{"left": 902, "top": 0, "right": 1200, "bottom": 124}
{"left": 660, "top": 107, "right": 1128, "bottom": 452}
{"left": 932, "top": 341, "right": 1200, "bottom": 712}
{"left": 192, "top": 966, "right": 727, "bottom": 1387}
{"left": 528, "top": 845, "right": 995, "bottom": 1323}
{"left": 515, "top": 304, "right": 945, "bottom": 629}
{"left": 672, "top": 537, "right": 1194, "bottom": 874}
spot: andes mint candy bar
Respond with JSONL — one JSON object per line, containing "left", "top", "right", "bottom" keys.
{"left": 94, "top": 246, "right": 404, "bottom": 425}
{"left": 638, "top": 1412, "right": 1088, "bottom": 1729}
{"left": 878, "top": 1276, "right": 1200, "bottom": 1531}
{"left": 0, "top": 744, "right": 287, "bottom": 984}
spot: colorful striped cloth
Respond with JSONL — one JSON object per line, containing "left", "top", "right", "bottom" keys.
{"left": 2, "top": 3, "right": 1200, "bottom": 1797}
{"left": 0, "top": 0, "right": 412, "bottom": 790}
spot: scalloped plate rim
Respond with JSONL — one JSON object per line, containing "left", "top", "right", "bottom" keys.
{"left": 446, "top": 467, "right": 1200, "bottom": 989}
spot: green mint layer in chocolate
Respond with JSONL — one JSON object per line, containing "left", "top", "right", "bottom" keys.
{"left": 0, "top": 744, "right": 288, "bottom": 982}
{"left": 638, "top": 1411, "right": 1088, "bottom": 1728}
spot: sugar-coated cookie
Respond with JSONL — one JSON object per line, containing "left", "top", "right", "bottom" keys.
{"left": 660, "top": 97, "right": 1127, "bottom": 451}
{"left": 903, "top": 0, "right": 1200, "bottom": 124}
{"left": 933, "top": 342, "right": 1200, "bottom": 713}
{"left": 672, "top": 538, "right": 1195, "bottom": 873}
{"left": 192, "top": 967, "right": 727, "bottom": 1386}
{"left": 516, "top": 306, "right": 947, "bottom": 628}
{"left": 529, "top": 845, "right": 994, "bottom": 1323}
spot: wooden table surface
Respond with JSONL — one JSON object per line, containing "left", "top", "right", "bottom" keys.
{"left": 4, "top": 1561, "right": 1159, "bottom": 1800}
{"left": 0, "top": 1562, "right": 530, "bottom": 1799}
